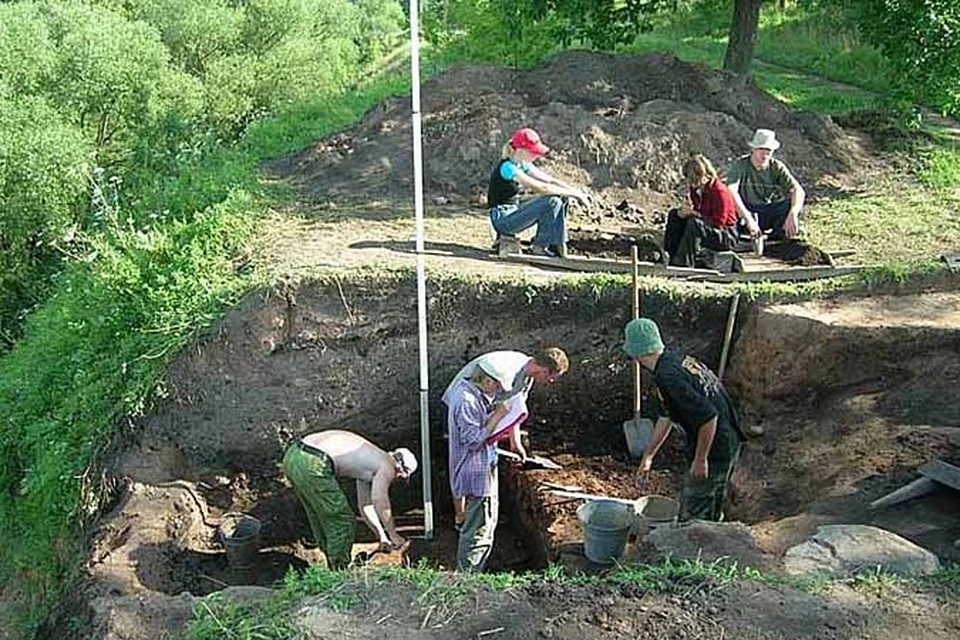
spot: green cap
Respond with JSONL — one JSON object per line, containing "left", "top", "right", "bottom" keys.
{"left": 623, "top": 318, "right": 664, "bottom": 358}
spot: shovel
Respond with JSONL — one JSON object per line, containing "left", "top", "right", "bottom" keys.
{"left": 622, "top": 245, "right": 654, "bottom": 458}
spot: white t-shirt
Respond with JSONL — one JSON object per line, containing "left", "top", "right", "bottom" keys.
{"left": 441, "top": 350, "right": 532, "bottom": 406}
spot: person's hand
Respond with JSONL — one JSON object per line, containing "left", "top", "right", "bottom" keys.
{"left": 691, "top": 457, "right": 708, "bottom": 479}
{"left": 783, "top": 214, "right": 799, "bottom": 239}
{"left": 639, "top": 453, "right": 654, "bottom": 474}
{"left": 746, "top": 216, "right": 761, "bottom": 239}
{"left": 383, "top": 535, "right": 407, "bottom": 552}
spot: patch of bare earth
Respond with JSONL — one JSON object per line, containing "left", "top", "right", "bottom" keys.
{"left": 260, "top": 50, "right": 879, "bottom": 278}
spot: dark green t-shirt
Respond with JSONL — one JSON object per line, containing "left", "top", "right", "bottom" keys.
{"left": 725, "top": 155, "right": 796, "bottom": 207}
{"left": 651, "top": 350, "right": 742, "bottom": 463}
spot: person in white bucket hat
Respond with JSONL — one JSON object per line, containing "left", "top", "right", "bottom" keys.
{"left": 725, "top": 128, "right": 806, "bottom": 241}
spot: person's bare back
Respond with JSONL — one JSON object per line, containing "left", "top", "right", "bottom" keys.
{"left": 302, "top": 429, "right": 391, "bottom": 481}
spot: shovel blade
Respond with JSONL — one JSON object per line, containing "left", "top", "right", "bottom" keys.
{"left": 623, "top": 417, "right": 654, "bottom": 458}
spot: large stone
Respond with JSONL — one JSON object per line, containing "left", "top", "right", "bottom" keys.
{"left": 784, "top": 524, "right": 941, "bottom": 577}
{"left": 644, "top": 520, "right": 780, "bottom": 571}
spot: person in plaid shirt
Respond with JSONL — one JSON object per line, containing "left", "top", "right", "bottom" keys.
{"left": 445, "top": 364, "right": 504, "bottom": 571}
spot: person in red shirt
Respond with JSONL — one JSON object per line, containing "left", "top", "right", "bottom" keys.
{"left": 663, "top": 155, "right": 741, "bottom": 270}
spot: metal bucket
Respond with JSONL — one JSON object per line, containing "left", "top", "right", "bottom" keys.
{"left": 632, "top": 495, "right": 678, "bottom": 538}
{"left": 218, "top": 513, "right": 262, "bottom": 570}
{"left": 577, "top": 500, "right": 634, "bottom": 565}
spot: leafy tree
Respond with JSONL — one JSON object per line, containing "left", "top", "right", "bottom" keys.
{"left": 44, "top": 2, "right": 199, "bottom": 159}
{"left": 110, "top": 0, "right": 244, "bottom": 76}
{"left": 355, "top": 0, "right": 406, "bottom": 63}
{"left": 853, "top": 0, "right": 960, "bottom": 115}
{"left": 0, "top": 2, "right": 58, "bottom": 95}
{"left": 723, "top": 0, "right": 763, "bottom": 76}
{"left": 0, "top": 93, "right": 90, "bottom": 345}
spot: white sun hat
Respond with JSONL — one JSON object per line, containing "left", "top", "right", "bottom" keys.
{"left": 393, "top": 447, "right": 418, "bottom": 477}
{"left": 748, "top": 128, "right": 781, "bottom": 151}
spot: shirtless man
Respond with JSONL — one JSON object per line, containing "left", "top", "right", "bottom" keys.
{"left": 282, "top": 429, "right": 418, "bottom": 569}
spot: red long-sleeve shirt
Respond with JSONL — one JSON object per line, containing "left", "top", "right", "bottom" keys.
{"left": 689, "top": 178, "right": 737, "bottom": 228}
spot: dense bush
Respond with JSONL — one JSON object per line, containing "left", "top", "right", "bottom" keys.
{"left": 0, "top": 0, "right": 407, "bottom": 343}
{"left": 0, "top": 93, "right": 90, "bottom": 344}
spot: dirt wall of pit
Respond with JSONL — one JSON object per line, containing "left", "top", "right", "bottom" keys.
{"left": 120, "top": 275, "right": 737, "bottom": 491}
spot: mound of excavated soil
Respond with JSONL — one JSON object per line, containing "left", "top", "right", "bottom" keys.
{"left": 268, "top": 51, "right": 870, "bottom": 226}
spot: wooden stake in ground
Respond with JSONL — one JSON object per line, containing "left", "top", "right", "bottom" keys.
{"left": 632, "top": 245, "right": 641, "bottom": 414}
{"left": 717, "top": 293, "right": 741, "bottom": 381}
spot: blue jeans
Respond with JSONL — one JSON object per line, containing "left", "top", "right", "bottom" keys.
{"left": 739, "top": 200, "right": 791, "bottom": 240}
{"left": 490, "top": 196, "right": 568, "bottom": 248}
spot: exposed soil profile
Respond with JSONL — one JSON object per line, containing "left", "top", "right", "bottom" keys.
{"left": 82, "top": 277, "right": 960, "bottom": 640}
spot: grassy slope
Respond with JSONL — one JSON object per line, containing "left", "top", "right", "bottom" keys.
{"left": 0, "top": 71, "right": 412, "bottom": 637}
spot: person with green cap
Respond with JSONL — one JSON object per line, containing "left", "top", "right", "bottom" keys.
{"left": 623, "top": 318, "right": 743, "bottom": 521}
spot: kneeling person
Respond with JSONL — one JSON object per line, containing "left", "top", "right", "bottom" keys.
{"left": 283, "top": 429, "right": 417, "bottom": 569}
{"left": 623, "top": 319, "right": 743, "bottom": 521}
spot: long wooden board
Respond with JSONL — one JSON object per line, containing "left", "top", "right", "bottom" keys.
{"left": 920, "top": 459, "right": 960, "bottom": 492}
{"left": 500, "top": 252, "right": 866, "bottom": 282}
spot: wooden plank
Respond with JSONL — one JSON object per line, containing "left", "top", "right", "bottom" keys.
{"left": 547, "top": 489, "right": 637, "bottom": 505}
{"left": 499, "top": 252, "right": 721, "bottom": 277}
{"left": 920, "top": 459, "right": 960, "bottom": 492}
{"left": 868, "top": 477, "right": 939, "bottom": 510}
{"left": 696, "top": 264, "right": 866, "bottom": 283}
{"left": 502, "top": 251, "right": 866, "bottom": 282}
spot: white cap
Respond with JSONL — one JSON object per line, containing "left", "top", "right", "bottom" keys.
{"left": 475, "top": 355, "right": 517, "bottom": 392}
{"left": 393, "top": 447, "right": 418, "bottom": 477}
{"left": 748, "top": 128, "right": 780, "bottom": 151}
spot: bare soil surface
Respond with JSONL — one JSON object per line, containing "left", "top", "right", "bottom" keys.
{"left": 259, "top": 50, "right": 878, "bottom": 280}
{"left": 74, "top": 51, "right": 960, "bottom": 639}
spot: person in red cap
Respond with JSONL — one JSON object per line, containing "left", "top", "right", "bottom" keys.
{"left": 486, "top": 127, "right": 590, "bottom": 258}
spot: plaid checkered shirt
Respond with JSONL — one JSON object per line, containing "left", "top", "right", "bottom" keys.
{"left": 446, "top": 377, "right": 496, "bottom": 498}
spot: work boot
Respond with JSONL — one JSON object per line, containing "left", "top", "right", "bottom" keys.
{"left": 494, "top": 234, "right": 521, "bottom": 257}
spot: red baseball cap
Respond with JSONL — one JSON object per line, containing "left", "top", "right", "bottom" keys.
{"left": 510, "top": 128, "right": 549, "bottom": 156}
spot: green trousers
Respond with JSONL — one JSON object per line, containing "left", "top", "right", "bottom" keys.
{"left": 283, "top": 444, "right": 354, "bottom": 569}
{"left": 680, "top": 443, "right": 741, "bottom": 522}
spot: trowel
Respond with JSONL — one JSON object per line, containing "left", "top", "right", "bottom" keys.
{"left": 497, "top": 448, "right": 562, "bottom": 470}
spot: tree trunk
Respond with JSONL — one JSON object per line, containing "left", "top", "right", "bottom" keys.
{"left": 723, "top": 0, "right": 763, "bottom": 77}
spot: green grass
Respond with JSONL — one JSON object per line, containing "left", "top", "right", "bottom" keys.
{"left": 189, "top": 559, "right": 960, "bottom": 639}
{"left": 187, "top": 559, "right": 752, "bottom": 640}
{"left": 0, "top": 70, "right": 414, "bottom": 639}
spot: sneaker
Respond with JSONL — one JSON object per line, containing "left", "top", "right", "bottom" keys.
{"left": 529, "top": 244, "right": 558, "bottom": 257}
{"left": 550, "top": 243, "right": 568, "bottom": 258}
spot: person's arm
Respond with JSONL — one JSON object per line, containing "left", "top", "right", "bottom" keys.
{"left": 638, "top": 416, "right": 673, "bottom": 473}
{"left": 357, "top": 479, "right": 391, "bottom": 546}
{"left": 691, "top": 416, "right": 718, "bottom": 479}
{"left": 484, "top": 402, "right": 510, "bottom": 434}
{"left": 457, "top": 398, "right": 494, "bottom": 450}
{"left": 370, "top": 468, "right": 405, "bottom": 548}
{"left": 775, "top": 160, "right": 805, "bottom": 238}
{"left": 726, "top": 180, "right": 760, "bottom": 237}
{"left": 515, "top": 165, "right": 589, "bottom": 205}
{"left": 785, "top": 179, "right": 805, "bottom": 238}
{"left": 508, "top": 425, "right": 528, "bottom": 461}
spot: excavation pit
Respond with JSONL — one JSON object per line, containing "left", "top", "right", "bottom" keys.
{"left": 87, "top": 278, "right": 960, "bottom": 605}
